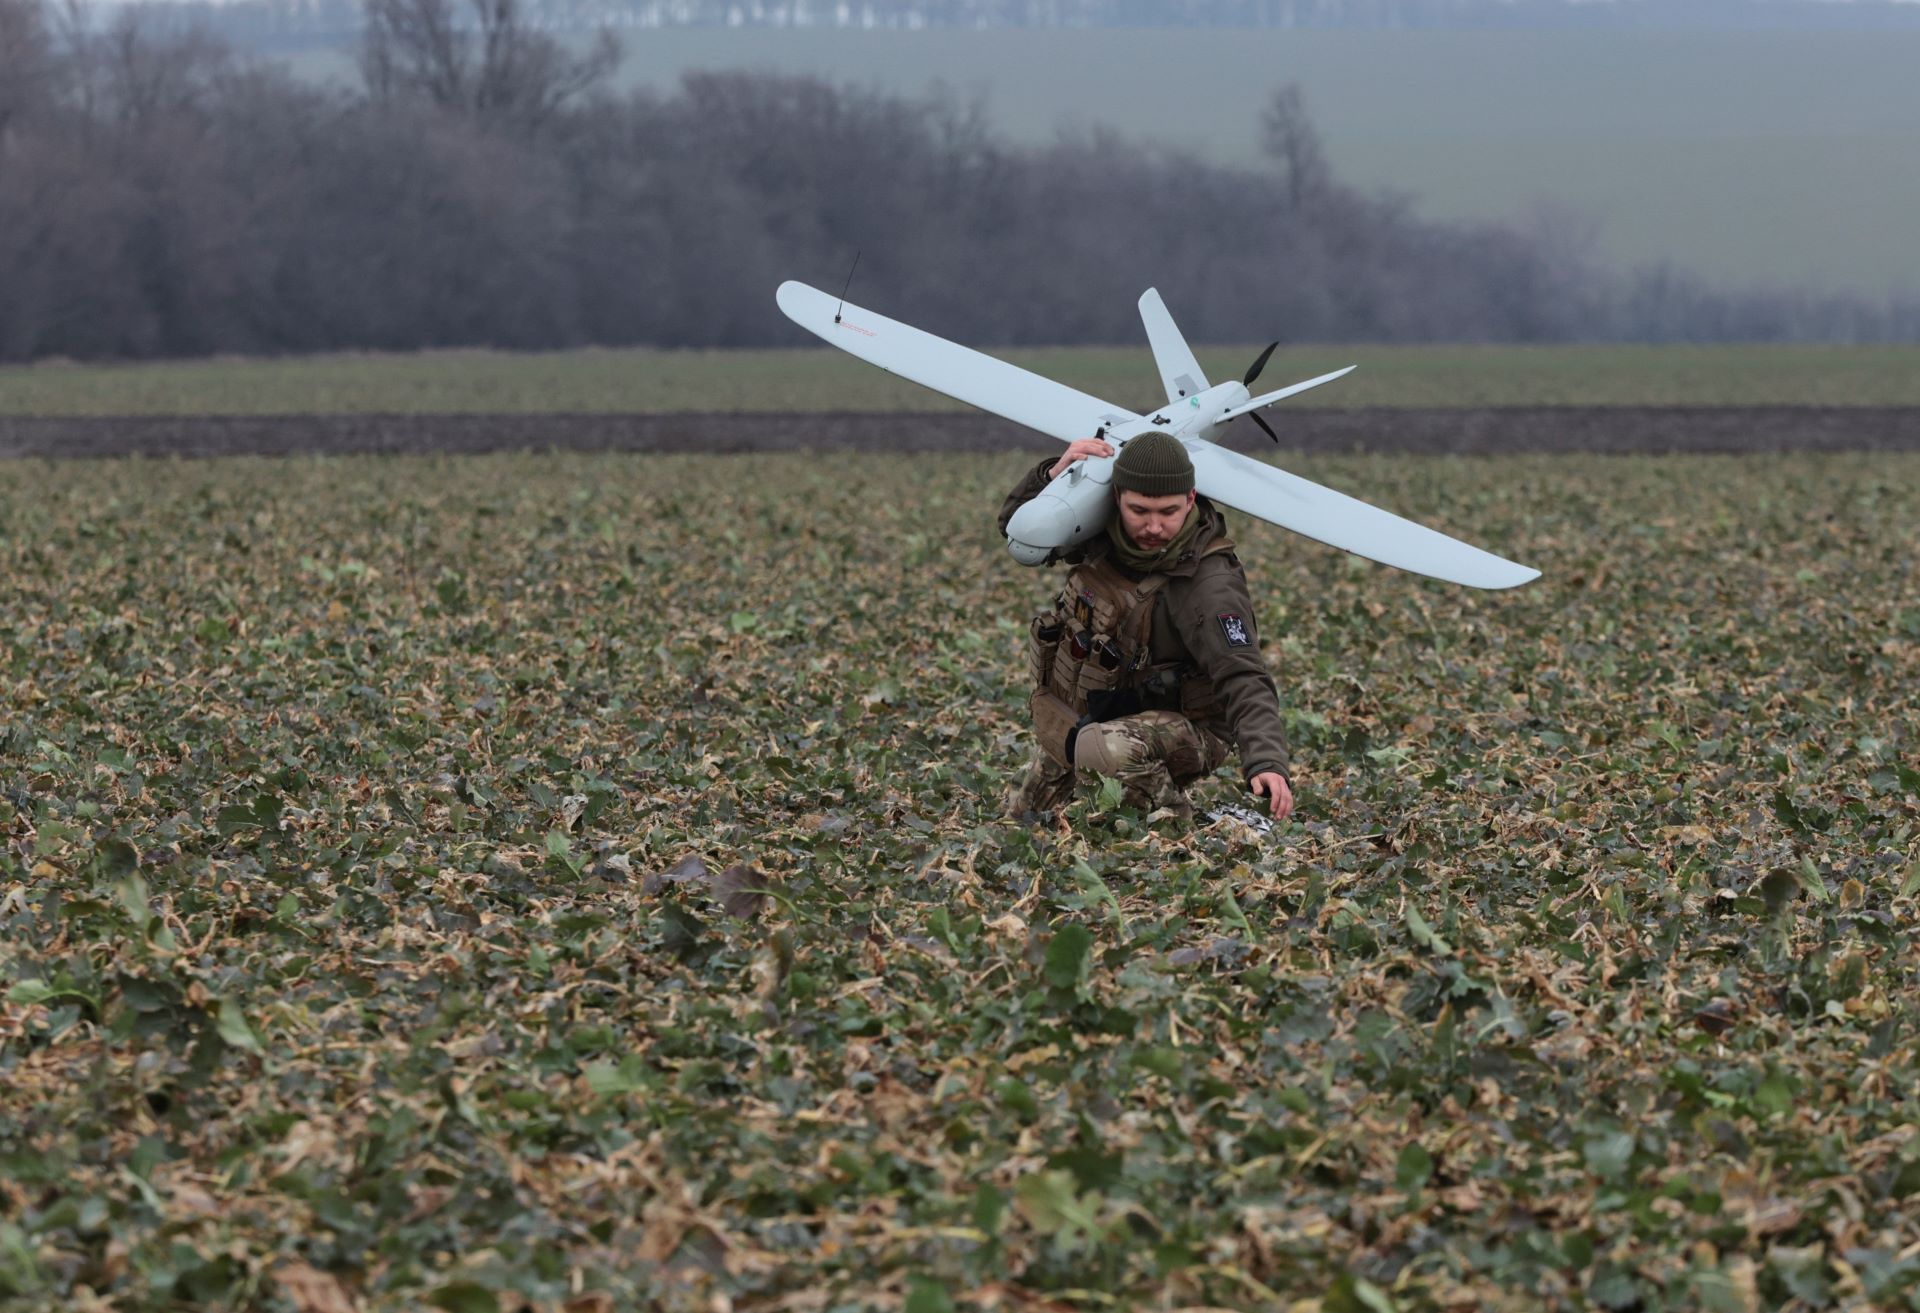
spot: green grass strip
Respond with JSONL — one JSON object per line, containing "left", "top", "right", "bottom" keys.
{"left": 3, "top": 343, "right": 1918, "bottom": 416}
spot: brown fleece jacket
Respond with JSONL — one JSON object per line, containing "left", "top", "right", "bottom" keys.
{"left": 998, "top": 456, "right": 1292, "bottom": 782}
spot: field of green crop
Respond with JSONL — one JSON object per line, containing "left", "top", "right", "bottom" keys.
{"left": 4, "top": 344, "right": 1920, "bottom": 416}
{"left": 4, "top": 449, "right": 1918, "bottom": 1311}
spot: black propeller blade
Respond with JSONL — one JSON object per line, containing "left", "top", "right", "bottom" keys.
{"left": 1243, "top": 341, "right": 1279, "bottom": 388}
{"left": 1236, "top": 341, "right": 1283, "bottom": 442}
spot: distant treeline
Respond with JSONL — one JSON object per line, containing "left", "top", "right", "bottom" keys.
{"left": 101, "top": 0, "right": 1920, "bottom": 51}
{"left": 0, "top": 0, "right": 1915, "bottom": 364}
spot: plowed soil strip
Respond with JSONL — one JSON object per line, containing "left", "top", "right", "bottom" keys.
{"left": 7, "top": 406, "right": 1920, "bottom": 459}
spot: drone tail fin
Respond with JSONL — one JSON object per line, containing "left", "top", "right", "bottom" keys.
{"left": 1138, "top": 288, "right": 1209, "bottom": 405}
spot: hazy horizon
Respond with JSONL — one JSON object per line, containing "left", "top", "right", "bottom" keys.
{"left": 267, "top": 25, "right": 1920, "bottom": 299}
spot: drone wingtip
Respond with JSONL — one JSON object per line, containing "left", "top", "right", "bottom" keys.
{"left": 1480, "top": 563, "right": 1542, "bottom": 590}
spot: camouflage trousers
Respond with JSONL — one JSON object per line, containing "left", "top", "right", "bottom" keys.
{"left": 1008, "top": 710, "right": 1230, "bottom": 819}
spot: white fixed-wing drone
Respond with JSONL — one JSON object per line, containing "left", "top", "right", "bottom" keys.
{"left": 776, "top": 281, "right": 1539, "bottom": 590}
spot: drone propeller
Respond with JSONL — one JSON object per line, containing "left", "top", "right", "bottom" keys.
{"left": 1229, "top": 349, "right": 1353, "bottom": 445}
{"left": 1243, "top": 341, "right": 1279, "bottom": 388}
{"left": 1238, "top": 342, "right": 1283, "bottom": 442}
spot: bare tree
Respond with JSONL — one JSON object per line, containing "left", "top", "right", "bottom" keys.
{"left": 360, "top": 0, "right": 619, "bottom": 129}
{"left": 1, "top": 33, "right": 1914, "bottom": 363}
{"left": 100, "top": 11, "right": 234, "bottom": 129}
{"left": 1260, "top": 83, "right": 1330, "bottom": 212}
{"left": 0, "top": 0, "right": 51, "bottom": 149}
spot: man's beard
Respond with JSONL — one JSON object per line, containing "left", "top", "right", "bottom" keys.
{"left": 1107, "top": 501, "right": 1200, "bottom": 571}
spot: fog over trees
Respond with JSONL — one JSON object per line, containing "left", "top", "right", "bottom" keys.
{"left": 0, "top": 0, "right": 1914, "bottom": 363}
{"left": 103, "top": 0, "right": 1920, "bottom": 51}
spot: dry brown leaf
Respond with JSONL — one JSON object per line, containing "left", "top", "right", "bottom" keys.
{"left": 275, "top": 1261, "right": 359, "bottom": 1313}
{"left": 710, "top": 863, "right": 775, "bottom": 919}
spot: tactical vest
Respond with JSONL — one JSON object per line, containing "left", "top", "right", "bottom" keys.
{"left": 1027, "top": 539, "right": 1234, "bottom": 767}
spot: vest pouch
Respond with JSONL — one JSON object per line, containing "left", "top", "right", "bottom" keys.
{"left": 1073, "top": 633, "right": 1124, "bottom": 706}
{"left": 1046, "top": 628, "right": 1092, "bottom": 708}
{"left": 1030, "top": 690, "right": 1083, "bottom": 768}
{"left": 1027, "top": 615, "right": 1063, "bottom": 691}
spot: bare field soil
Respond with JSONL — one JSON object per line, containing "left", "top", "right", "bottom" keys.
{"left": 7, "top": 406, "right": 1920, "bottom": 460}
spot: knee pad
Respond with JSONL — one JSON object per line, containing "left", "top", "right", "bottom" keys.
{"left": 1072, "top": 721, "right": 1142, "bottom": 775}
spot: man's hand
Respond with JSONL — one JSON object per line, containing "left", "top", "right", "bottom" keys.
{"left": 1250, "top": 772, "right": 1293, "bottom": 821}
{"left": 1049, "top": 435, "right": 1115, "bottom": 479}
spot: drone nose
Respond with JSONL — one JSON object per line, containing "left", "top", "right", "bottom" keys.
{"left": 1007, "top": 493, "right": 1081, "bottom": 552}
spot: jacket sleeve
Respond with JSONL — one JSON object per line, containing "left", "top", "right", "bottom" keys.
{"left": 996, "top": 456, "right": 1060, "bottom": 538}
{"left": 1176, "top": 554, "right": 1292, "bottom": 782}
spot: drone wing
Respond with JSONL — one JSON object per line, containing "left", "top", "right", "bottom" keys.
{"left": 777, "top": 281, "right": 1139, "bottom": 443}
{"left": 1189, "top": 443, "right": 1540, "bottom": 590}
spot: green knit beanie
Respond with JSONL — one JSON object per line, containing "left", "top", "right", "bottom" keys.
{"left": 1112, "top": 432, "right": 1194, "bottom": 496}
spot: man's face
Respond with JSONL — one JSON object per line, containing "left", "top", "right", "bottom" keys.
{"left": 1116, "top": 489, "right": 1196, "bottom": 549}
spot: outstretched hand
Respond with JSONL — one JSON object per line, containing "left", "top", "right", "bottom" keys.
{"left": 1050, "top": 436, "right": 1116, "bottom": 479}
{"left": 1250, "top": 772, "right": 1294, "bottom": 822}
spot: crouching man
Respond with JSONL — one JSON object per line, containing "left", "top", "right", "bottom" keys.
{"left": 998, "top": 431, "right": 1295, "bottom": 824}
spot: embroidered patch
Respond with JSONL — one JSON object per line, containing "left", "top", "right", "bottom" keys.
{"left": 1217, "top": 612, "right": 1251, "bottom": 647}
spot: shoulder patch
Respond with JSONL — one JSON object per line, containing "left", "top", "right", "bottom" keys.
{"left": 1216, "top": 612, "right": 1251, "bottom": 647}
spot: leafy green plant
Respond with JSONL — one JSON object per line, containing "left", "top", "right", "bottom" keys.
{"left": 1, "top": 449, "right": 1915, "bottom": 1310}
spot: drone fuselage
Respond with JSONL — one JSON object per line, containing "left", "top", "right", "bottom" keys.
{"left": 1003, "top": 379, "right": 1252, "bottom": 563}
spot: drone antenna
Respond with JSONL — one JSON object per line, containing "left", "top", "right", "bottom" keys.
{"left": 833, "top": 250, "right": 861, "bottom": 324}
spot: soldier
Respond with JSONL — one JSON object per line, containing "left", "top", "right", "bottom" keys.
{"left": 999, "top": 431, "right": 1295, "bottom": 825}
